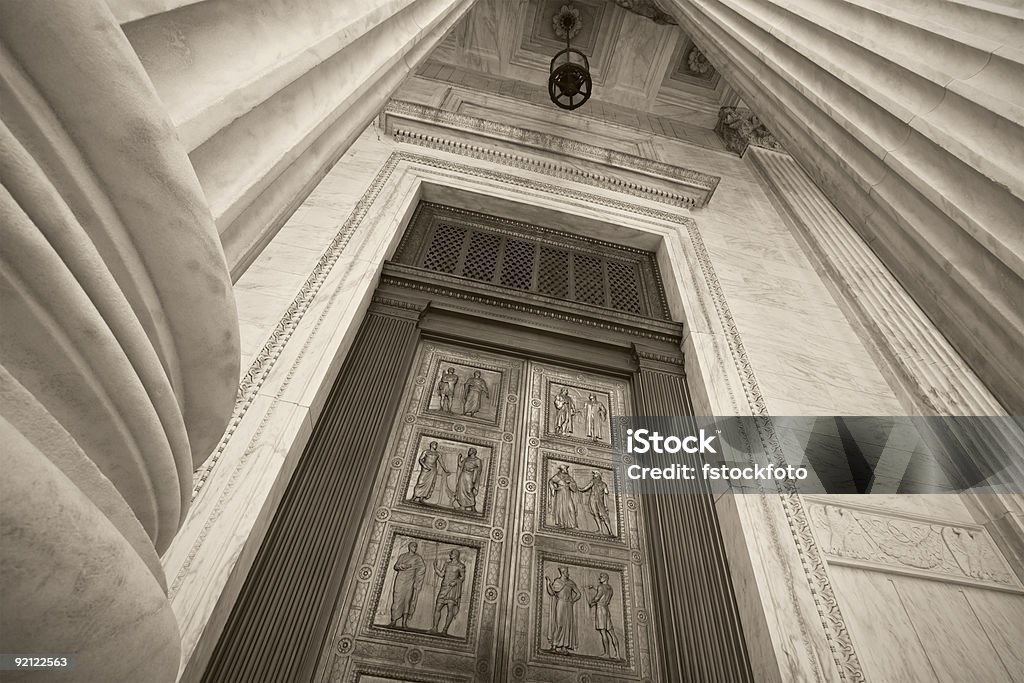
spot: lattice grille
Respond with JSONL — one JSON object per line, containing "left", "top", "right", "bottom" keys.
{"left": 537, "top": 247, "right": 570, "bottom": 299}
{"left": 573, "top": 253, "right": 605, "bottom": 306}
{"left": 607, "top": 260, "right": 643, "bottom": 314}
{"left": 462, "top": 231, "right": 501, "bottom": 282}
{"left": 500, "top": 239, "right": 535, "bottom": 290}
{"left": 422, "top": 223, "right": 465, "bottom": 273}
{"left": 405, "top": 206, "right": 666, "bottom": 318}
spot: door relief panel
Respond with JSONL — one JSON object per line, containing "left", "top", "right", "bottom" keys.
{"left": 402, "top": 432, "right": 497, "bottom": 520}
{"left": 508, "top": 362, "right": 655, "bottom": 682}
{"left": 425, "top": 356, "right": 506, "bottom": 426}
{"left": 540, "top": 452, "right": 623, "bottom": 541}
{"left": 320, "top": 343, "right": 657, "bottom": 682}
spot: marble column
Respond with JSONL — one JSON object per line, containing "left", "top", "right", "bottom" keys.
{"left": 0, "top": 1, "right": 239, "bottom": 681}
{"left": 117, "top": 0, "right": 478, "bottom": 279}
{"left": 665, "top": 0, "right": 1024, "bottom": 414}
{"left": 746, "top": 146, "right": 1024, "bottom": 582}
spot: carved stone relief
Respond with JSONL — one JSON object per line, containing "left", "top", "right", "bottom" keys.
{"left": 809, "top": 503, "right": 1020, "bottom": 588}
{"left": 506, "top": 361, "right": 655, "bottom": 681}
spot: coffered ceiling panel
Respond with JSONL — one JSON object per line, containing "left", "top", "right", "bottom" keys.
{"left": 426, "top": 0, "right": 737, "bottom": 130}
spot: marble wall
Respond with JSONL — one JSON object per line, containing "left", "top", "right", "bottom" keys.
{"left": 168, "top": 78, "right": 1023, "bottom": 682}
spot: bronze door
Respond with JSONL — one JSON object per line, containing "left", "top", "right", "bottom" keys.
{"left": 318, "top": 339, "right": 659, "bottom": 683}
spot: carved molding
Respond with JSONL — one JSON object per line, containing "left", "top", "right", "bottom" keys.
{"left": 714, "top": 106, "right": 784, "bottom": 156}
{"left": 384, "top": 100, "right": 720, "bottom": 207}
{"left": 808, "top": 503, "right": 1021, "bottom": 591}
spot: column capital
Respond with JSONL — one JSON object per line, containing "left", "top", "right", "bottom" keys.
{"left": 715, "top": 106, "right": 784, "bottom": 156}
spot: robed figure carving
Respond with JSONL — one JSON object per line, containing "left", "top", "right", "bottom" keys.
{"left": 412, "top": 441, "right": 450, "bottom": 503}
{"left": 545, "top": 566, "right": 581, "bottom": 653}
{"left": 437, "top": 367, "right": 459, "bottom": 412}
{"left": 390, "top": 542, "right": 426, "bottom": 628}
{"left": 553, "top": 388, "right": 577, "bottom": 435}
{"left": 432, "top": 549, "right": 466, "bottom": 635}
{"left": 586, "top": 573, "right": 620, "bottom": 658}
{"left": 583, "top": 394, "right": 607, "bottom": 440}
{"left": 462, "top": 371, "right": 490, "bottom": 417}
{"left": 549, "top": 465, "right": 579, "bottom": 529}
{"left": 452, "top": 447, "right": 482, "bottom": 511}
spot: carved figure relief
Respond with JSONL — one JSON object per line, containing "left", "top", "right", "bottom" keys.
{"left": 426, "top": 360, "right": 502, "bottom": 424}
{"left": 547, "top": 383, "right": 613, "bottom": 444}
{"left": 583, "top": 394, "right": 608, "bottom": 440}
{"left": 542, "top": 456, "right": 619, "bottom": 538}
{"left": 587, "top": 572, "right": 621, "bottom": 659}
{"left": 404, "top": 435, "right": 493, "bottom": 516}
{"left": 389, "top": 541, "right": 426, "bottom": 629}
{"left": 549, "top": 465, "right": 579, "bottom": 529}
{"left": 538, "top": 557, "right": 629, "bottom": 663}
{"left": 374, "top": 531, "right": 480, "bottom": 640}
{"left": 544, "top": 565, "right": 582, "bottom": 653}
{"left": 809, "top": 503, "right": 1018, "bottom": 587}
{"left": 432, "top": 549, "right": 467, "bottom": 635}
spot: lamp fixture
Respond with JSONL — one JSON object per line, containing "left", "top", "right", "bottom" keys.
{"left": 548, "top": 4, "right": 592, "bottom": 110}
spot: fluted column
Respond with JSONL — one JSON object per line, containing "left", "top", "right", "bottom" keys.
{"left": 747, "top": 145, "right": 1024, "bottom": 580}
{"left": 117, "top": 0, "right": 477, "bottom": 278}
{"left": 665, "top": 0, "right": 1024, "bottom": 414}
{"left": 0, "top": 1, "right": 240, "bottom": 681}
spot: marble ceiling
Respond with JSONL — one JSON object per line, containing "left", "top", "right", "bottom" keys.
{"left": 421, "top": 0, "right": 738, "bottom": 130}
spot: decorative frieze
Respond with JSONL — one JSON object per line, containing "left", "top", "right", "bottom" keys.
{"left": 808, "top": 503, "right": 1020, "bottom": 590}
{"left": 384, "top": 100, "right": 720, "bottom": 207}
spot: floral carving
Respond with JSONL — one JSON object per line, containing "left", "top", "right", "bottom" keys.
{"left": 686, "top": 47, "right": 711, "bottom": 76}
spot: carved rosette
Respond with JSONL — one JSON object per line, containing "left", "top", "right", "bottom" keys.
{"left": 715, "top": 106, "right": 784, "bottom": 156}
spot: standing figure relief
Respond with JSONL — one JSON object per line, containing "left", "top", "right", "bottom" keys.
{"left": 586, "top": 573, "right": 621, "bottom": 659}
{"left": 389, "top": 542, "right": 426, "bottom": 629}
{"left": 545, "top": 566, "right": 582, "bottom": 654}
{"left": 437, "top": 367, "right": 459, "bottom": 413}
{"left": 462, "top": 371, "right": 490, "bottom": 417}
{"left": 452, "top": 447, "right": 482, "bottom": 512}
{"left": 432, "top": 550, "right": 466, "bottom": 635}
{"left": 411, "top": 441, "right": 450, "bottom": 504}
{"left": 549, "top": 465, "right": 580, "bottom": 529}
